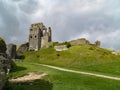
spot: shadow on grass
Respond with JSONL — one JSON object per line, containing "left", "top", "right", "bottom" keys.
{"left": 11, "top": 62, "right": 27, "bottom": 72}
{"left": 16, "top": 55, "right": 25, "bottom": 59}
{"left": 4, "top": 79, "right": 53, "bottom": 90}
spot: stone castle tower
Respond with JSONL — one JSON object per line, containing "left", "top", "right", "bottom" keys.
{"left": 95, "top": 40, "right": 100, "bottom": 47}
{"left": 29, "top": 23, "right": 52, "bottom": 51}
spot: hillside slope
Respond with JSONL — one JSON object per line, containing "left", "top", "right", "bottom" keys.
{"left": 23, "top": 45, "right": 120, "bottom": 76}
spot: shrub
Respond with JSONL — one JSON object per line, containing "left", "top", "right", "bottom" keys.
{"left": 0, "top": 37, "right": 6, "bottom": 53}
{"left": 65, "top": 42, "right": 71, "bottom": 48}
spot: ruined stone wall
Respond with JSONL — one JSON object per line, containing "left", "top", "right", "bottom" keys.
{"left": 0, "top": 53, "right": 11, "bottom": 90}
{"left": 6, "top": 44, "right": 16, "bottom": 59}
{"left": 41, "top": 27, "right": 52, "bottom": 48}
{"left": 29, "top": 23, "right": 52, "bottom": 51}
{"left": 41, "top": 35, "right": 49, "bottom": 48}
{"left": 29, "top": 24, "right": 42, "bottom": 51}
{"left": 95, "top": 40, "right": 100, "bottom": 47}
{"left": 17, "top": 42, "right": 29, "bottom": 56}
{"left": 70, "top": 38, "right": 89, "bottom": 45}
{"left": 70, "top": 38, "right": 100, "bottom": 47}
{"left": 54, "top": 45, "right": 68, "bottom": 51}
{"left": 48, "top": 27, "right": 52, "bottom": 42}
{"left": 0, "top": 37, "right": 11, "bottom": 90}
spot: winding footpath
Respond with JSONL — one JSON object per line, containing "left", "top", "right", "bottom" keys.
{"left": 33, "top": 63, "right": 120, "bottom": 81}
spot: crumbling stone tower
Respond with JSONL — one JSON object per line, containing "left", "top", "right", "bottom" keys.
{"left": 95, "top": 40, "right": 100, "bottom": 47}
{"left": 41, "top": 27, "right": 52, "bottom": 47}
{"left": 29, "top": 23, "right": 52, "bottom": 51}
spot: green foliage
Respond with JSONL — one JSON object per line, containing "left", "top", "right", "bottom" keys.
{"left": 0, "top": 37, "right": 6, "bottom": 53}
{"left": 0, "top": 37, "right": 3, "bottom": 41}
{"left": 64, "top": 42, "right": 71, "bottom": 48}
{"left": 53, "top": 42, "right": 59, "bottom": 46}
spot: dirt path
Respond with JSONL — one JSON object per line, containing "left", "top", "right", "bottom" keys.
{"left": 34, "top": 63, "right": 120, "bottom": 81}
{"left": 9, "top": 72, "right": 47, "bottom": 82}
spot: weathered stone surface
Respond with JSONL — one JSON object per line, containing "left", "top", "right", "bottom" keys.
{"left": 0, "top": 54, "right": 11, "bottom": 72}
{"left": 0, "top": 37, "right": 6, "bottom": 53}
{"left": 48, "top": 27, "right": 52, "bottom": 42}
{"left": 70, "top": 38, "right": 101, "bottom": 47}
{"left": 70, "top": 38, "right": 90, "bottom": 46}
{"left": 0, "top": 53, "right": 11, "bottom": 90}
{"left": 6, "top": 44, "right": 16, "bottom": 59}
{"left": 29, "top": 23, "right": 52, "bottom": 51}
{"left": 95, "top": 40, "right": 100, "bottom": 47}
{"left": 54, "top": 45, "right": 68, "bottom": 51}
{"left": 0, "top": 37, "right": 12, "bottom": 90}
{"left": 17, "top": 42, "right": 29, "bottom": 55}
{"left": 112, "top": 51, "right": 120, "bottom": 55}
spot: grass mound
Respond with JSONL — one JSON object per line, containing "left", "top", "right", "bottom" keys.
{"left": 23, "top": 45, "right": 120, "bottom": 76}
{"left": 8, "top": 45, "right": 120, "bottom": 90}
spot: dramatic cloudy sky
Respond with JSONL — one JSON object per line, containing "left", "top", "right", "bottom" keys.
{"left": 0, "top": 0, "right": 120, "bottom": 50}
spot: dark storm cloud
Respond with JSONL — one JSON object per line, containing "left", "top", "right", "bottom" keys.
{"left": 0, "top": 0, "right": 40, "bottom": 44}
{"left": 40, "top": 0, "right": 120, "bottom": 50}
{"left": 18, "top": 0, "right": 40, "bottom": 14}
{"left": 0, "top": 0, "right": 120, "bottom": 50}
{"left": 0, "top": 0, "right": 20, "bottom": 42}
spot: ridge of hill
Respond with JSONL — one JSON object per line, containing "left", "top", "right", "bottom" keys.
{"left": 23, "top": 45, "right": 120, "bottom": 76}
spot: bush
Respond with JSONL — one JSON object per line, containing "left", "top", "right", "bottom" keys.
{"left": 64, "top": 42, "right": 71, "bottom": 48}
{"left": 0, "top": 37, "right": 6, "bottom": 53}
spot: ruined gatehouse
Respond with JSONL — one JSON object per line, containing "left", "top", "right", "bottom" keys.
{"left": 29, "top": 23, "right": 52, "bottom": 51}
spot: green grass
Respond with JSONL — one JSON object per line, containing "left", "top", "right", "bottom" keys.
{"left": 7, "top": 45, "right": 120, "bottom": 90}
{"left": 8, "top": 62, "right": 120, "bottom": 90}
{"left": 23, "top": 45, "right": 120, "bottom": 76}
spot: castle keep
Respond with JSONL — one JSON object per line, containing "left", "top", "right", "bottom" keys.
{"left": 29, "top": 23, "right": 52, "bottom": 51}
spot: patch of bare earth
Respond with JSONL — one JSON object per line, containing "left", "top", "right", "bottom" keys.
{"left": 9, "top": 72, "right": 47, "bottom": 82}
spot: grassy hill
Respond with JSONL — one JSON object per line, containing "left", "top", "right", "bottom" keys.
{"left": 8, "top": 45, "right": 120, "bottom": 90}
{"left": 23, "top": 45, "right": 120, "bottom": 76}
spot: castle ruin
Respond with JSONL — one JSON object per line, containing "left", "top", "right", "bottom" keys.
{"left": 70, "top": 38, "right": 100, "bottom": 47}
{"left": 29, "top": 23, "right": 52, "bottom": 51}
{"left": 70, "top": 38, "right": 90, "bottom": 45}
